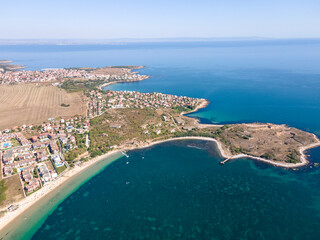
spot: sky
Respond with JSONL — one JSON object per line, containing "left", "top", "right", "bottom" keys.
{"left": 1, "top": 0, "right": 320, "bottom": 39}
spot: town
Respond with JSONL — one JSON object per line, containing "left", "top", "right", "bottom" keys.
{"left": 0, "top": 85, "right": 204, "bottom": 198}
{"left": 0, "top": 67, "right": 148, "bottom": 85}
{"left": 0, "top": 116, "right": 90, "bottom": 196}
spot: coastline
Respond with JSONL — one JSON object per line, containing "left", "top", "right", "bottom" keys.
{"left": 1, "top": 65, "right": 320, "bottom": 236}
{"left": 0, "top": 150, "right": 121, "bottom": 232}
{"left": 98, "top": 66, "right": 149, "bottom": 90}
{"left": 125, "top": 136, "right": 320, "bottom": 168}
{"left": 98, "top": 77, "right": 149, "bottom": 91}
{"left": 1, "top": 133, "right": 319, "bottom": 233}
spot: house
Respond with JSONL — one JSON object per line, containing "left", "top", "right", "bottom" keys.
{"left": 154, "top": 130, "right": 161, "bottom": 135}
{"left": 48, "top": 133, "right": 56, "bottom": 139}
{"left": 36, "top": 149, "right": 48, "bottom": 162}
{"left": 22, "top": 167, "right": 33, "bottom": 182}
{"left": 18, "top": 152, "right": 33, "bottom": 161}
{"left": 3, "top": 166, "right": 13, "bottom": 176}
{"left": 39, "top": 133, "right": 49, "bottom": 140}
{"left": 49, "top": 142, "right": 59, "bottom": 154}
{"left": 2, "top": 150, "right": 14, "bottom": 164}
{"left": 31, "top": 136, "right": 39, "bottom": 143}
{"left": 38, "top": 164, "right": 51, "bottom": 182}
{"left": 170, "top": 128, "right": 176, "bottom": 133}
{"left": 14, "top": 145, "right": 30, "bottom": 153}
{"left": 52, "top": 155, "right": 63, "bottom": 167}
{"left": 25, "top": 179, "right": 40, "bottom": 193}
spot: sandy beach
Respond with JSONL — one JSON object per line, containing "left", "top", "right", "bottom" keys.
{"left": 1, "top": 73, "right": 320, "bottom": 233}
{"left": 0, "top": 150, "right": 121, "bottom": 231}
{"left": 98, "top": 77, "right": 149, "bottom": 90}
{"left": 0, "top": 134, "right": 319, "bottom": 233}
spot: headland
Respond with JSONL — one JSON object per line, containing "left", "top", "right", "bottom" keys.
{"left": 0, "top": 62, "right": 319, "bottom": 235}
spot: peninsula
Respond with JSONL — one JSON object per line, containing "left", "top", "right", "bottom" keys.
{"left": 0, "top": 60, "right": 24, "bottom": 72}
{"left": 0, "top": 63, "right": 319, "bottom": 232}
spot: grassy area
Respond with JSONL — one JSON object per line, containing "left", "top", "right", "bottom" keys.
{"left": 56, "top": 165, "right": 67, "bottom": 175}
{"left": 10, "top": 138, "right": 21, "bottom": 148}
{"left": 89, "top": 108, "right": 161, "bottom": 157}
{"left": 172, "top": 105, "right": 194, "bottom": 113}
{"left": 0, "top": 180, "right": 8, "bottom": 205}
{"left": 61, "top": 79, "right": 105, "bottom": 93}
{"left": 0, "top": 175, "right": 23, "bottom": 208}
{"left": 64, "top": 133, "right": 87, "bottom": 166}
{"left": 286, "top": 150, "right": 301, "bottom": 163}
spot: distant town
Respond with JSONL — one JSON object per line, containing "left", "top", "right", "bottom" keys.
{"left": 0, "top": 65, "right": 148, "bottom": 85}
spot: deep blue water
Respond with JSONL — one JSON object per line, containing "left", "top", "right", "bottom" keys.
{"left": 1, "top": 40, "right": 320, "bottom": 239}
{"left": 1, "top": 40, "right": 320, "bottom": 134}
{"left": 31, "top": 141, "right": 320, "bottom": 240}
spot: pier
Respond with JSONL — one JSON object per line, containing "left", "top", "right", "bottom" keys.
{"left": 220, "top": 157, "right": 232, "bottom": 165}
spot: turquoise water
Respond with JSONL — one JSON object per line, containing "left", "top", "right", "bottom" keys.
{"left": 1, "top": 40, "right": 320, "bottom": 239}
{"left": 31, "top": 141, "right": 320, "bottom": 239}
{"left": 1, "top": 40, "right": 320, "bottom": 134}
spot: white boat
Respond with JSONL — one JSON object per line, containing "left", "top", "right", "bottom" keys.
{"left": 121, "top": 151, "right": 129, "bottom": 158}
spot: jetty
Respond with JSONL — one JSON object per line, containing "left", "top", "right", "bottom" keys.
{"left": 220, "top": 157, "right": 232, "bottom": 165}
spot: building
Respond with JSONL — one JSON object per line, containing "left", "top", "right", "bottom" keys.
{"left": 52, "top": 155, "right": 64, "bottom": 167}
{"left": 38, "top": 164, "right": 51, "bottom": 182}
{"left": 49, "top": 142, "right": 59, "bottom": 154}
{"left": 2, "top": 150, "right": 14, "bottom": 164}
{"left": 25, "top": 178, "right": 40, "bottom": 193}
{"left": 22, "top": 167, "right": 33, "bottom": 182}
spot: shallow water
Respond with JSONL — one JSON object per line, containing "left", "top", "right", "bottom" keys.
{"left": 29, "top": 140, "right": 320, "bottom": 240}
{"left": 1, "top": 40, "right": 320, "bottom": 239}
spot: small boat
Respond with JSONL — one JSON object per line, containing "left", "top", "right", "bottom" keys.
{"left": 126, "top": 161, "right": 130, "bottom": 164}
{"left": 121, "top": 151, "right": 129, "bottom": 158}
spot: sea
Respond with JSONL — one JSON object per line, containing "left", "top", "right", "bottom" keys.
{"left": 1, "top": 39, "right": 320, "bottom": 239}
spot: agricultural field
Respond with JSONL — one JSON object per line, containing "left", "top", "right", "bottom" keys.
{"left": 0, "top": 84, "right": 87, "bottom": 130}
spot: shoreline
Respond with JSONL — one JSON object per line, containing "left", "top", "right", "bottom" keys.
{"left": 98, "top": 66, "right": 149, "bottom": 90}
{"left": 125, "top": 136, "right": 320, "bottom": 168}
{"left": 98, "top": 77, "right": 149, "bottom": 91}
{"left": 1, "top": 65, "right": 320, "bottom": 235}
{"left": 0, "top": 150, "right": 121, "bottom": 231}
{"left": 1, "top": 133, "right": 319, "bottom": 233}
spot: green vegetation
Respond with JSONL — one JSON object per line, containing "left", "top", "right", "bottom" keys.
{"left": 49, "top": 157, "right": 66, "bottom": 175}
{"left": 64, "top": 133, "right": 87, "bottom": 166}
{"left": 89, "top": 108, "right": 160, "bottom": 156}
{"left": 61, "top": 103, "right": 70, "bottom": 107}
{"left": 286, "top": 150, "right": 301, "bottom": 163}
{"left": 0, "top": 180, "right": 8, "bottom": 205}
{"left": 230, "top": 146, "right": 247, "bottom": 154}
{"left": 33, "top": 168, "right": 39, "bottom": 178}
{"left": 260, "top": 152, "right": 275, "bottom": 160}
{"left": 10, "top": 138, "right": 21, "bottom": 148}
{"left": 172, "top": 105, "right": 194, "bottom": 113}
{"left": 56, "top": 165, "right": 67, "bottom": 175}
{"left": 61, "top": 79, "right": 105, "bottom": 92}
